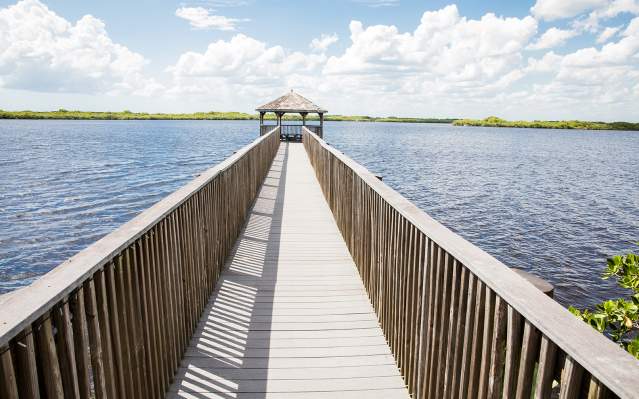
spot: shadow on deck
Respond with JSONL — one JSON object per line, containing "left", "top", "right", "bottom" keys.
{"left": 168, "top": 143, "right": 408, "bottom": 398}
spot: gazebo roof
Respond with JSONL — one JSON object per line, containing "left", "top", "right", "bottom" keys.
{"left": 256, "top": 90, "right": 327, "bottom": 114}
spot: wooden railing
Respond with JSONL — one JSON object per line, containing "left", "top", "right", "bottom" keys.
{"left": 260, "top": 124, "right": 276, "bottom": 136}
{"left": 260, "top": 124, "right": 323, "bottom": 139}
{"left": 0, "top": 126, "right": 280, "bottom": 399}
{"left": 302, "top": 127, "right": 639, "bottom": 399}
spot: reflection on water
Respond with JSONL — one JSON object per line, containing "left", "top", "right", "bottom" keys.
{"left": 326, "top": 122, "right": 639, "bottom": 308}
{"left": 1, "top": 119, "right": 638, "bottom": 309}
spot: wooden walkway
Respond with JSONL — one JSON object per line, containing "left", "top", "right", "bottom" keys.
{"left": 168, "top": 143, "right": 410, "bottom": 398}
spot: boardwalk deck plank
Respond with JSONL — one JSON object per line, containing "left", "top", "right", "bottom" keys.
{"left": 170, "top": 143, "right": 409, "bottom": 398}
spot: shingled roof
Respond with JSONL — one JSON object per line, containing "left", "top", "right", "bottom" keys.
{"left": 256, "top": 90, "right": 327, "bottom": 113}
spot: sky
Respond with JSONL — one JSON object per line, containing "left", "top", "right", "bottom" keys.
{"left": 0, "top": 0, "right": 638, "bottom": 121}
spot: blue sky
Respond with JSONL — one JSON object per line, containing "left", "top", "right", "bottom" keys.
{"left": 1, "top": 0, "right": 638, "bottom": 120}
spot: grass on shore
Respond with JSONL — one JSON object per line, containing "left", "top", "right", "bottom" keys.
{"left": 453, "top": 116, "right": 639, "bottom": 131}
{"left": 3, "top": 110, "right": 637, "bottom": 131}
{"left": 0, "top": 109, "right": 455, "bottom": 124}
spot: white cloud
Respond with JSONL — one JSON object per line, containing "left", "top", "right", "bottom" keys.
{"left": 527, "top": 27, "right": 578, "bottom": 50}
{"left": 574, "top": 0, "right": 639, "bottom": 31}
{"left": 175, "top": 6, "right": 246, "bottom": 31}
{"left": 530, "top": 0, "right": 607, "bottom": 21}
{"left": 167, "top": 34, "right": 326, "bottom": 108}
{"left": 324, "top": 5, "right": 537, "bottom": 87}
{"left": 520, "top": 16, "right": 639, "bottom": 116}
{"left": 597, "top": 25, "right": 622, "bottom": 42}
{"left": 0, "top": 0, "right": 162, "bottom": 95}
{"left": 2, "top": 1, "right": 639, "bottom": 121}
{"left": 310, "top": 33, "right": 339, "bottom": 52}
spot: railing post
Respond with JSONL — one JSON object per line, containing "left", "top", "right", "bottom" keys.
{"left": 300, "top": 128, "right": 639, "bottom": 399}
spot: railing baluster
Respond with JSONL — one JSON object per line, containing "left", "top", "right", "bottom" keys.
{"left": 12, "top": 327, "right": 40, "bottom": 399}
{"left": 84, "top": 279, "right": 108, "bottom": 399}
{"left": 115, "top": 254, "right": 135, "bottom": 398}
{"left": 52, "top": 302, "right": 80, "bottom": 398}
{"left": 105, "top": 262, "right": 127, "bottom": 398}
{"left": 560, "top": 356, "right": 585, "bottom": 399}
{"left": 515, "top": 320, "right": 540, "bottom": 399}
{"left": 70, "top": 287, "right": 92, "bottom": 399}
{"left": 35, "top": 315, "right": 64, "bottom": 398}
{"left": 535, "top": 335, "right": 558, "bottom": 399}
{"left": 487, "top": 295, "right": 507, "bottom": 399}
{"left": 0, "top": 129, "right": 280, "bottom": 398}
{"left": 0, "top": 345, "right": 19, "bottom": 399}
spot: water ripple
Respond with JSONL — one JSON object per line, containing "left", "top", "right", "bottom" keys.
{"left": 0, "top": 119, "right": 255, "bottom": 293}
{"left": 328, "top": 122, "right": 639, "bottom": 308}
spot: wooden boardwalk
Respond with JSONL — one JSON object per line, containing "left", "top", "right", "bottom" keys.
{"left": 168, "top": 143, "right": 409, "bottom": 398}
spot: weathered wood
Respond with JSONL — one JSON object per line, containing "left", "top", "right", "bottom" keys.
{"left": 11, "top": 327, "right": 40, "bottom": 399}
{"left": 303, "top": 127, "right": 639, "bottom": 399}
{"left": 52, "top": 302, "right": 81, "bottom": 398}
{"left": 487, "top": 296, "right": 507, "bottom": 399}
{"left": 478, "top": 287, "right": 496, "bottom": 399}
{"left": 170, "top": 143, "right": 409, "bottom": 398}
{"left": 515, "top": 320, "right": 540, "bottom": 399}
{"left": 84, "top": 279, "right": 108, "bottom": 399}
{"left": 534, "top": 335, "right": 558, "bottom": 399}
{"left": 105, "top": 262, "right": 127, "bottom": 398}
{"left": 35, "top": 316, "right": 64, "bottom": 399}
{"left": 560, "top": 356, "right": 584, "bottom": 399}
{"left": 0, "top": 129, "right": 279, "bottom": 398}
{"left": 502, "top": 306, "right": 523, "bottom": 399}
{"left": 0, "top": 345, "right": 18, "bottom": 399}
{"left": 114, "top": 255, "right": 135, "bottom": 399}
{"left": 69, "top": 287, "right": 92, "bottom": 399}
{"left": 457, "top": 272, "right": 477, "bottom": 399}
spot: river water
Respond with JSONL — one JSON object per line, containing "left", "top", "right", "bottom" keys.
{"left": 1, "top": 120, "right": 638, "bottom": 308}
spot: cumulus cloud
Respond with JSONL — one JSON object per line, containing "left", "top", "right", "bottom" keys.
{"left": 175, "top": 6, "right": 246, "bottom": 31}
{"left": 527, "top": 27, "right": 578, "bottom": 50}
{"left": 324, "top": 5, "right": 537, "bottom": 88}
{"left": 530, "top": 0, "right": 607, "bottom": 21}
{"left": 0, "top": 0, "right": 162, "bottom": 95}
{"left": 310, "top": 33, "right": 339, "bottom": 52}
{"left": 520, "top": 16, "right": 639, "bottom": 116}
{"left": 167, "top": 34, "right": 326, "bottom": 104}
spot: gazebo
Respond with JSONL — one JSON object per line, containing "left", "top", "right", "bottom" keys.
{"left": 256, "top": 90, "right": 327, "bottom": 140}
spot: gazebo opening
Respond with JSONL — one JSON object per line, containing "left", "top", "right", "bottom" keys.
{"left": 256, "top": 90, "right": 327, "bottom": 140}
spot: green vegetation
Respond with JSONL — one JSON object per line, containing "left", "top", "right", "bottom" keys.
{"left": 0, "top": 110, "right": 257, "bottom": 120}
{"left": 569, "top": 246, "right": 639, "bottom": 359}
{"left": 454, "top": 116, "right": 639, "bottom": 131}
{"left": 0, "top": 109, "right": 454, "bottom": 124}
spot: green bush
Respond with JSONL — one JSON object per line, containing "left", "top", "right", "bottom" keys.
{"left": 453, "top": 117, "right": 639, "bottom": 131}
{"left": 569, "top": 246, "right": 639, "bottom": 359}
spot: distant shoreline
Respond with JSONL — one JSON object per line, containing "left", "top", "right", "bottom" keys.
{"left": 2, "top": 111, "right": 637, "bottom": 131}
{"left": 0, "top": 110, "right": 454, "bottom": 124}
{"left": 454, "top": 116, "right": 639, "bottom": 131}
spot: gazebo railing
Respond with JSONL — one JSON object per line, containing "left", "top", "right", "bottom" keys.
{"left": 0, "top": 126, "right": 280, "bottom": 399}
{"left": 261, "top": 124, "right": 322, "bottom": 139}
{"left": 302, "top": 126, "right": 639, "bottom": 399}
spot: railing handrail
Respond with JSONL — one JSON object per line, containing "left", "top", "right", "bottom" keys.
{"left": 302, "top": 126, "right": 639, "bottom": 398}
{"left": 0, "top": 126, "right": 281, "bottom": 348}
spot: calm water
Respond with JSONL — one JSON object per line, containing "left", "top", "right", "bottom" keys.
{"left": 1, "top": 120, "right": 638, "bottom": 308}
